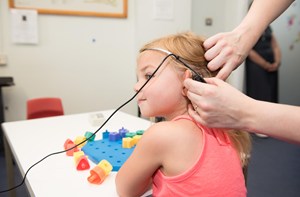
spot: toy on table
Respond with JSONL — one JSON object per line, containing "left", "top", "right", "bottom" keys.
{"left": 63, "top": 131, "right": 94, "bottom": 159}
{"left": 85, "top": 131, "right": 96, "bottom": 141}
{"left": 82, "top": 127, "right": 144, "bottom": 171}
{"left": 73, "top": 151, "right": 90, "bottom": 170}
{"left": 74, "top": 136, "right": 87, "bottom": 149}
{"left": 64, "top": 139, "right": 79, "bottom": 156}
{"left": 87, "top": 159, "right": 113, "bottom": 184}
{"left": 64, "top": 128, "right": 144, "bottom": 184}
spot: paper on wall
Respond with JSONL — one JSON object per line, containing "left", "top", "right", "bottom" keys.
{"left": 11, "top": 9, "right": 38, "bottom": 44}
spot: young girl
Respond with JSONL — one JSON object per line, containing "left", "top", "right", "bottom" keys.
{"left": 116, "top": 32, "right": 251, "bottom": 197}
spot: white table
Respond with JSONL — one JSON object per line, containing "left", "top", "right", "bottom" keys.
{"left": 2, "top": 110, "right": 152, "bottom": 197}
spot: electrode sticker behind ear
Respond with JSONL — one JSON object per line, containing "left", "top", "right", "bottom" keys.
{"left": 192, "top": 74, "right": 206, "bottom": 83}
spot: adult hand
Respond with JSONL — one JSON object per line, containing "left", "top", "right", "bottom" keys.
{"left": 268, "top": 62, "right": 280, "bottom": 72}
{"left": 203, "top": 31, "right": 250, "bottom": 80}
{"left": 184, "top": 77, "right": 254, "bottom": 130}
{"left": 260, "top": 61, "right": 273, "bottom": 71}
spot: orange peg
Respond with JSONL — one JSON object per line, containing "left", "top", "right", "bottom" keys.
{"left": 87, "top": 166, "right": 106, "bottom": 184}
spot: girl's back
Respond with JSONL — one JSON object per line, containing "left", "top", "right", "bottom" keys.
{"left": 151, "top": 115, "right": 246, "bottom": 197}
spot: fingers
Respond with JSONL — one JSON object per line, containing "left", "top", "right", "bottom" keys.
{"left": 206, "top": 50, "right": 226, "bottom": 72}
{"left": 204, "top": 31, "right": 247, "bottom": 80}
{"left": 185, "top": 79, "right": 225, "bottom": 128}
{"left": 187, "top": 104, "right": 205, "bottom": 125}
{"left": 204, "top": 37, "right": 236, "bottom": 80}
{"left": 184, "top": 77, "right": 219, "bottom": 91}
{"left": 205, "top": 39, "right": 228, "bottom": 69}
{"left": 184, "top": 78, "right": 207, "bottom": 95}
{"left": 268, "top": 63, "right": 279, "bottom": 72}
{"left": 215, "top": 65, "right": 232, "bottom": 80}
{"left": 203, "top": 33, "right": 224, "bottom": 52}
{"left": 186, "top": 89, "right": 202, "bottom": 105}
{"left": 184, "top": 78, "right": 198, "bottom": 91}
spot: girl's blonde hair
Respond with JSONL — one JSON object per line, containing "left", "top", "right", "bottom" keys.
{"left": 140, "top": 32, "right": 251, "bottom": 167}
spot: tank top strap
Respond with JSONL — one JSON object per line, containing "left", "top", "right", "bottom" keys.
{"left": 172, "top": 115, "right": 231, "bottom": 146}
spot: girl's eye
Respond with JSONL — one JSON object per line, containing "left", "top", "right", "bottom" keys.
{"left": 145, "top": 73, "right": 153, "bottom": 80}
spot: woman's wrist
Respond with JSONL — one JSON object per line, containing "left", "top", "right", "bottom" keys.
{"left": 232, "top": 24, "right": 260, "bottom": 57}
{"left": 239, "top": 97, "right": 258, "bottom": 132}
{"left": 263, "top": 61, "right": 270, "bottom": 68}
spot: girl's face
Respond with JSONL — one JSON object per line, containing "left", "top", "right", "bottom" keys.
{"left": 134, "top": 51, "right": 189, "bottom": 120}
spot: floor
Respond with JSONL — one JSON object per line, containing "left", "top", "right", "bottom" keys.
{"left": 0, "top": 151, "right": 30, "bottom": 197}
{"left": 0, "top": 134, "right": 300, "bottom": 197}
{"left": 247, "top": 135, "right": 300, "bottom": 197}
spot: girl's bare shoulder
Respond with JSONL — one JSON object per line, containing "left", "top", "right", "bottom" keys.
{"left": 143, "top": 120, "right": 202, "bottom": 147}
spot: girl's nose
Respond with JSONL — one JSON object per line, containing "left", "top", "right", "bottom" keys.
{"left": 134, "top": 81, "right": 141, "bottom": 92}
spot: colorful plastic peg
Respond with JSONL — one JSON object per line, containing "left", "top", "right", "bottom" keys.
{"left": 98, "top": 159, "right": 113, "bottom": 175}
{"left": 74, "top": 136, "right": 87, "bottom": 149}
{"left": 109, "top": 132, "right": 120, "bottom": 141}
{"left": 88, "top": 166, "right": 106, "bottom": 184}
{"left": 73, "top": 151, "right": 85, "bottom": 163}
{"left": 122, "top": 137, "right": 134, "bottom": 148}
{"left": 125, "top": 132, "right": 136, "bottom": 138}
{"left": 87, "top": 159, "right": 112, "bottom": 184}
{"left": 64, "top": 139, "right": 79, "bottom": 156}
{"left": 74, "top": 151, "right": 90, "bottom": 170}
{"left": 102, "top": 130, "right": 110, "bottom": 139}
{"left": 136, "top": 130, "right": 145, "bottom": 135}
{"left": 119, "top": 127, "right": 129, "bottom": 138}
{"left": 85, "top": 131, "right": 95, "bottom": 142}
{"left": 132, "top": 135, "right": 142, "bottom": 145}
{"left": 76, "top": 156, "right": 90, "bottom": 171}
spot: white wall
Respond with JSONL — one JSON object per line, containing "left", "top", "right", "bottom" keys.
{"left": 135, "top": 0, "right": 191, "bottom": 52}
{"left": 0, "top": 0, "right": 191, "bottom": 122}
{"left": 191, "top": 0, "right": 226, "bottom": 37}
{"left": 271, "top": 2, "right": 300, "bottom": 105}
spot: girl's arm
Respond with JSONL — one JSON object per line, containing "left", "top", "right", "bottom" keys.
{"left": 115, "top": 124, "right": 165, "bottom": 197}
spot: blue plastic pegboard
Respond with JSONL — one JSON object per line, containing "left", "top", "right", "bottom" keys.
{"left": 82, "top": 130, "right": 137, "bottom": 171}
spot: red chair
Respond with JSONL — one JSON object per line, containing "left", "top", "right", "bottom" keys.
{"left": 26, "top": 97, "right": 64, "bottom": 119}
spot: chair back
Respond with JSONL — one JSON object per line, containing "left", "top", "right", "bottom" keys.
{"left": 27, "top": 97, "right": 64, "bottom": 119}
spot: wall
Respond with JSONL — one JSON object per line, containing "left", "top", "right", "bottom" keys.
{"left": 0, "top": 0, "right": 191, "bottom": 122}
{"left": 135, "top": 0, "right": 191, "bottom": 52}
{"left": 0, "top": 0, "right": 137, "bottom": 121}
{"left": 271, "top": 1, "right": 300, "bottom": 105}
{"left": 191, "top": 0, "right": 226, "bottom": 37}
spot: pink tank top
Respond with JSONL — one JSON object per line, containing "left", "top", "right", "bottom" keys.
{"left": 152, "top": 115, "right": 246, "bottom": 197}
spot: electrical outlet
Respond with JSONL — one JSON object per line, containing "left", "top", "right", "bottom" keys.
{"left": 0, "top": 54, "right": 7, "bottom": 65}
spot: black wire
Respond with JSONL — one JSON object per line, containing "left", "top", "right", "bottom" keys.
{"left": 0, "top": 53, "right": 173, "bottom": 194}
{"left": 172, "top": 55, "right": 206, "bottom": 83}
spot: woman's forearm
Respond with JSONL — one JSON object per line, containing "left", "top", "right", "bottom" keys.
{"left": 244, "top": 100, "right": 300, "bottom": 144}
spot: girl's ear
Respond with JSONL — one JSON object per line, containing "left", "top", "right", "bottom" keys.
{"left": 184, "top": 69, "right": 192, "bottom": 79}
{"left": 182, "top": 70, "right": 192, "bottom": 96}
